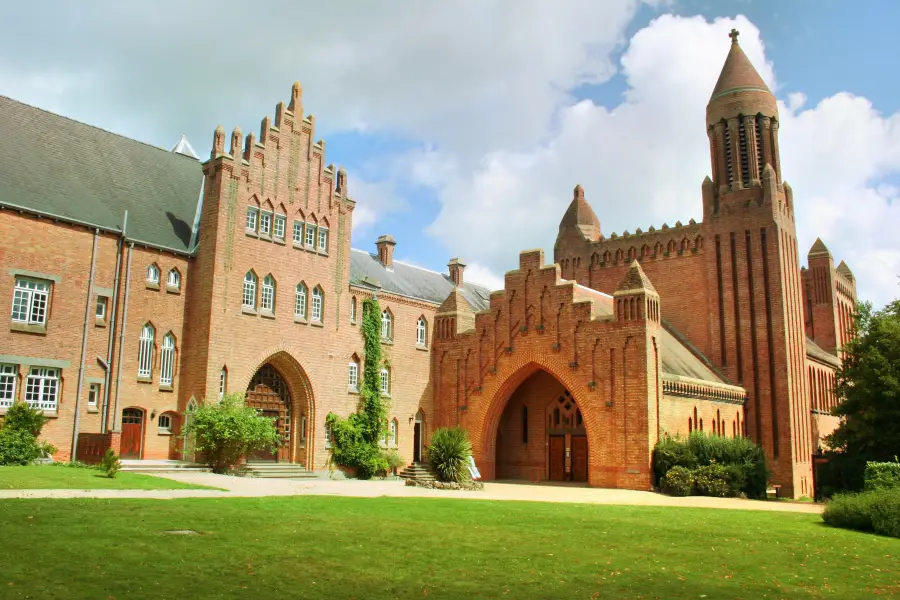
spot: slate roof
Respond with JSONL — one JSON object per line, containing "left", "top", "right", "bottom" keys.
{"left": 806, "top": 337, "right": 841, "bottom": 368}
{"left": 349, "top": 249, "right": 491, "bottom": 311}
{"left": 0, "top": 96, "right": 204, "bottom": 253}
{"left": 660, "top": 325, "right": 727, "bottom": 384}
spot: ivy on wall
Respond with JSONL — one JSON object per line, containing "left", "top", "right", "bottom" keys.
{"left": 326, "top": 297, "right": 390, "bottom": 478}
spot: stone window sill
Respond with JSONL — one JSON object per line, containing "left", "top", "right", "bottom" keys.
{"left": 293, "top": 317, "right": 308, "bottom": 325}
{"left": 146, "top": 281, "right": 160, "bottom": 291}
{"left": 381, "top": 339, "right": 393, "bottom": 346}
{"left": 317, "top": 249, "right": 329, "bottom": 256}
{"left": 94, "top": 318, "right": 107, "bottom": 328}
{"left": 348, "top": 388, "right": 359, "bottom": 395}
{"left": 158, "top": 431, "right": 173, "bottom": 436}
{"left": 137, "top": 376, "right": 152, "bottom": 384}
{"left": 87, "top": 406, "right": 99, "bottom": 414}
{"left": 292, "top": 242, "right": 304, "bottom": 250}
{"left": 159, "top": 385, "right": 174, "bottom": 393}
{"left": 259, "top": 232, "right": 272, "bottom": 241}
{"left": 304, "top": 246, "right": 317, "bottom": 254}
{"left": 245, "top": 230, "right": 259, "bottom": 239}
{"left": 11, "top": 322, "right": 47, "bottom": 335}
{"left": 311, "top": 320, "right": 324, "bottom": 328}
{"left": 416, "top": 345, "right": 428, "bottom": 352}
{"left": 273, "top": 237, "right": 286, "bottom": 246}
{"left": 260, "top": 310, "right": 276, "bottom": 320}
{"left": 166, "top": 286, "right": 181, "bottom": 295}
{"left": 242, "top": 306, "right": 257, "bottom": 316}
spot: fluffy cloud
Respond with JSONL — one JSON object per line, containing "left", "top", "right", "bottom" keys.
{"left": 421, "top": 14, "right": 900, "bottom": 306}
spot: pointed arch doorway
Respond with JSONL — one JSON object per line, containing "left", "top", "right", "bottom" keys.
{"left": 246, "top": 364, "right": 292, "bottom": 462}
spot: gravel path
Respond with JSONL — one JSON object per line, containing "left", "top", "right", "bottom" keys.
{"left": 0, "top": 472, "right": 823, "bottom": 514}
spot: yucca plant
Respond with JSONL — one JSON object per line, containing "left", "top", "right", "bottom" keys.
{"left": 426, "top": 427, "right": 472, "bottom": 482}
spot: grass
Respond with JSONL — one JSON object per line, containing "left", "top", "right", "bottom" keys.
{"left": 0, "top": 465, "right": 219, "bottom": 490}
{"left": 0, "top": 496, "right": 897, "bottom": 599}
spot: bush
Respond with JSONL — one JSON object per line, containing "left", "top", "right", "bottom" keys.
{"left": 653, "top": 432, "right": 769, "bottom": 499}
{"left": 864, "top": 460, "right": 900, "bottom": 492}
{"left": 0, "top": 402, "right": 55, "bottom": 466}
{"left": 660, "top": 465, "right": 694, "bottom": 496}
{"left": 100, "top": 449, "right": 121, "bottom": 478}
{"left": 181, "top": 393, "right": 281, "bottom": 473}
{"left": 693, "top": 463, "right": 731, "bottom": 497}
{"left": 823, "top": 488, "right": 900, "bottom": 538}
{"left": 380, "top": 448, "right": 406, "bottom": 475}
{"left": 426, "top": 427, "right": 472, "bottom": 483}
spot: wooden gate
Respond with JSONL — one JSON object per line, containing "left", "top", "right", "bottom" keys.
{"left": 246, "top": 365, "right": 292, "bottom": 462}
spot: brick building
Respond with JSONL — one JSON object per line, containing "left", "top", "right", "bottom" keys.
{"left": 0, "top": 31, "right": 852, "bottom": 497}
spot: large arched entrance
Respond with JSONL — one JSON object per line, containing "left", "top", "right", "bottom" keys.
{"left": 244, "top": 353, "right": 315, "bottom": 466}
{"left": 493, "top": 370, "right": 589, "bottom": 483}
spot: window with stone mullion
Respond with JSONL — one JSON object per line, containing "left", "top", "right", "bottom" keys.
{"left": 25, "top": 367, "right": 58, "bottom": 410}
{"left": 12, "top": 278, "right": 49, "bottom": 325}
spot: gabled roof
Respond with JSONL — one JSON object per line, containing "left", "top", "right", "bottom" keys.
{"left": 809, "top": 237, "right": 831, "bottom": 258}
{"left": 0, "top": 96, "right": 204, "bottom": 253}
{"left": 349, "top": 249, "right": 491, "bottom": 311}
{"left": 615, "top": 260, "right": 657, "bottom": 294}
{"left": 837, "top": 260, "right": 855, "bottom": 281}
{"left": 709, "top": 32, "right": 772, "bottom": 102}
{"left": 437, "top": 286, "right": 473, "bottom": 314}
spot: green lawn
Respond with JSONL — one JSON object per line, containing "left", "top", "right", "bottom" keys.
{"left": 0, "top": 465, "right": 218, "bottom": 490}
{"left": 1, "top": 496, "right": 897, "bottom": 599}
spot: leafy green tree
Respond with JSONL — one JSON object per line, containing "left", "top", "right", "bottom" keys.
{"left": 181, "top": 393, "right": 281, "bottom": 473}
{"left": 826, "top": 300, "right": 900, "bottom": 462}
{"left": 0, "top": 402, "right": 55, "bottom": 465}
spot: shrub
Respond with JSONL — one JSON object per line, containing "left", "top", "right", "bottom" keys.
{"left": 870, "top": 491, "right": 900, "bottom": 538}
{"left": 380, "top": 448, "right": 406, "bottom": 475}
{"left": 864, "top": 460, "right": 900, "bottom": 492}
{"left": 100, "top": 449, "right": 121, "bottom": 478}
{"left": 693, "top": 463, "right": 731, "bottom": 497}
{"left": 0, "top": 402, "right": 55, "bottom": 466}
{"left": 427, "top": 427, "right": 472, "bottom": 483}
{"left": 823, "top": 488, "right": 900, "bottom": 538}
{"left": 181, "top": 393, "right": 281, "bottom": 474}
{"left": 660, "top": 465, "right": 694, "bottom": 496}
{"left": 652, "top": 435, "right": 697, "bottom": 483}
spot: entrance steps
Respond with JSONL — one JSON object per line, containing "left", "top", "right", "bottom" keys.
{"left": 399, "top": 462, "right": 435, "bottom": 483}
{"left": 244, "top": 463, "right": 318, "bottom": 479}
{"left": 120, "top": 460, "right": 209, "bottom": 474}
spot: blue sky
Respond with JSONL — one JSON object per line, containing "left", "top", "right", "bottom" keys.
{"left": 1, "top": 1, "right": 898, "bottom": 304}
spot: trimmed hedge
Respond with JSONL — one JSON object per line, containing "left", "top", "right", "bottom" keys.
{"left": 653, "top": 432, "right": 769, "bottom": 499}
{"left": 823, "top": 488, "right": 900, "bottom": 538}
{"left": 864, "top": 460, "right": 900, "bottom": 492}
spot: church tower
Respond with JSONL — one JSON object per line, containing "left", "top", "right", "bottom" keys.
{"left": 703, "top": 30, "right": 812, "bottom": 497}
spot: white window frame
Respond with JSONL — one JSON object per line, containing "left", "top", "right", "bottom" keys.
{"left": 259, "top": 211, "right": 273, "bottom": 236}
{"left": 390, "top": 419, "right": 398, "bottom": 446}
{"left": 158, "top": 414, "right": 172, "bottom": 433}
{"left": 348, "top": 361, "right": 359, "bottom": 391}
{"left": 381, "top": 310, "right": 393, "bottom": 340}
{"left": 11, "top": 277, "right": 50, "bottom": 325}
{"left": 293, "top": 220, "right": 304, "bottom": 244}
{"left": 87, "top": 382, "right": 100, "bottom": 407}
{"left": 300, "top": 415, "right": 307, "bottom": 442}
{"left": 138, "top": 324, "right": 155, "bottom": 379}
{"left": 317, "top": 226, "right": 328, "bottom": 251}
{"left": 274, "top": 214, "right": 286, "bottom": 240}
{"left": 95, "top": 296, "right": 107, "bottom": 321}
{"left": 243, "top": 272, "right": 257, "bottom": 309}
{"left": 311, "top": 288, "right": 323, "bottom": 322}
{"left": 417, "top": 317, "right": 427, "bottom": 346}
{"left": 25, "top": 367, "right": 59, "bottom": 411}
{"left": 349, "top": 297, "right": 357, "bottom": 323}
{"left": 246, "top": 207, "right": 259, "bottom": 231}
{"left": 167, "top": 269, "right": 181, "bottom": 289}
{"left": 219, "top": 367, "right": 227, "bottom": 399}
{"left": 146, "top": 264, "right": 160, "bottom": 283}
{"left": 295, "top": 284, "right": 307, "bottom": 319}
{"left": 0, "top": 363, "right": 17, "bottom": 408}
{"left": 261, "top": 276, "right": 275, "bottom": 312}
{"left": 380, "top": 367, "right": 390, "bottom": 395}
{"left": 305, "top": 223, "right": 316, "bottom": 247}
{"left": 159, "top": 333, "right": 175, "bottom": 386}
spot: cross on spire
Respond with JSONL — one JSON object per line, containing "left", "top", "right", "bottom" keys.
{"left": 729, "top": 28, "right": 740, "bottom": 44}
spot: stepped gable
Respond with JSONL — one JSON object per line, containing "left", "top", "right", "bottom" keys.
{"left": 0, "top": 95, "right": 203, "bottom": 252}
{"left": 349, "top": 248, "right": 490, "bottom": 310}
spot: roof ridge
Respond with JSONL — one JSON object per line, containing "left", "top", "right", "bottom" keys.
{"left": 350, "top": 247, "right": 492, "bottom": 292}
{"left": 0, "top": 95, "right": 200, "bottom": 162}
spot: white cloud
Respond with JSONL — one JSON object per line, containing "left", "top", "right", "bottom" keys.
{"left": 464, "top": 262, "right": 506, "bottom": 292}
{"left": 420, "top": 14, "right": 900, "bottom": 306}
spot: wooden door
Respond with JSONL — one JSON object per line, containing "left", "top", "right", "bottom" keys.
{"left": 247, "top": 384, "right": 290, "bottom": 462}
{"left": 121, "top": 408, "right": 144, "bottom": 459}
{"left": 548, "top": 435, "right": 565, "bottom": 481}
{"left": 413, "top": 422, "right": 422, "bottom": 462}
{"left": 571, "top": 435, "right": 588, "bottom": 482}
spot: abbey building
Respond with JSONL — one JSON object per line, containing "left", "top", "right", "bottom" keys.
{"left": 0, "top": 31, "right": 853, "bottom": 497}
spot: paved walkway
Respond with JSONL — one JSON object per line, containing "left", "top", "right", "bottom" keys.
{"left": 0, "top": 472, "right": 823, "bottom": 513}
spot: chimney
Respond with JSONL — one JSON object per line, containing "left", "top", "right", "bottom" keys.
{"left": 448, "top": 258, "right": 466, "bottom": 286}
{"left": 376, "top": 235, "right": 396, "bottom": 269}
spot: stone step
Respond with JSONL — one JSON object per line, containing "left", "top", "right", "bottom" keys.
{"left": 120, "top": 460, "right": 209, "bottom": 473}
{"left": 123, "top": 466, "right": 210, "bottom": 474}
{"left": 244, "top": 463, "right": 317, "bottom": 479}
{"left": 399, "top": 462, "right": 436, "bottom": 481}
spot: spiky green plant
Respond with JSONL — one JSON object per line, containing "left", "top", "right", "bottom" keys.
{"left": 426, "top": 427, "right": 473, "bottom": 483}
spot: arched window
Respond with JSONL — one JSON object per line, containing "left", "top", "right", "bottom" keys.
{"left": 416, "top": 317, "right": 427, "bottom": 346}
{"left": 146, "top": 264, "right": 160, "bottom": 284}
{"left": 350, "top": 296, "right": 357, "bottom": 323}
{"left": 243, "top": 272, "right": 257, "bottom": 309}
{"left": 261, "top": 275, "right": 275, "bottom": 312}
{"left": 347, "top": 357, "right": 360, "bottom": 391}
{"left": 219, "top": 366, "right": 227, "bottom": 399}
{"left": 159, "top": 333, "right": 176, "bottom": 386}
{"left": 138, "top": 324, "right": 155, "bottom": 378}
{"left": 295, "top": 283, "right": 307, "bottom": 318}
{"left": 311, "top": 287, "right": 323, "bottom": 322}
{"left": 157, "top": 413, "right": 172, "bottom": 433}
{"left": 380, "top": 366, "right": 391, "bottom": 395}
{"left": 167, "top": 269, "right": 181, "bottom": 290}
{"left": 381, "top": 310, "right": 393, "bottom": 340}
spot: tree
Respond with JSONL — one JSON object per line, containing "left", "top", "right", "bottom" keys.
{"left": 0, "top": 402, "right": 55, "bottom": 465}
{"left": 181, "top": 393, "right": 281, "bottom": 473}
{"left": 826, "top": 299, "right": 900, "bottom": 462}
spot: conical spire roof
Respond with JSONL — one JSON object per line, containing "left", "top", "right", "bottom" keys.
{"left": 615, "top": 260, "right": 657, "bottom": 294}
{"left": 559, "top": 184, "right": 601, "bottom": 240}
{"left": 709, "top": 29, "right": 772, "bottom": 103}
{"left": 808, "top": 237, "right": 831, "bottom": 257}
